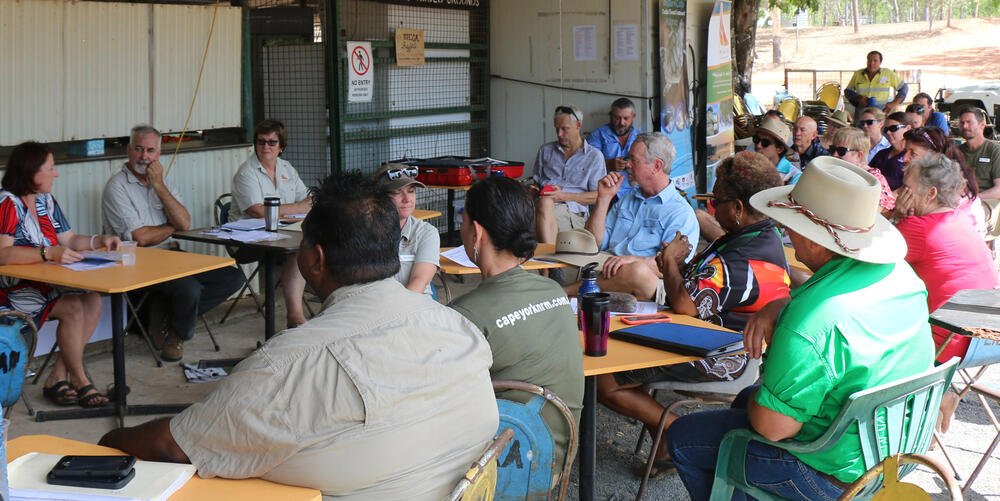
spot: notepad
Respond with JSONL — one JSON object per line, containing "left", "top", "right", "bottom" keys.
{"left": 610, "top": 323, "right": 744, "bottom": 358}
{"left": 222, "top": 218, "right": 266, "bottom": 231}
{"left": 9, "top": 452, "right": 196, "bottom": 501}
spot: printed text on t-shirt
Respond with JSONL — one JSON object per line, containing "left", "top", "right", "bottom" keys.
{"left": 495, "top": 296, "right": 571, "bottom": 329}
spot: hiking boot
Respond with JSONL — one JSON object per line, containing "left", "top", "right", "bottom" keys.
{"left": 161, "top": 332, "right": 184, "bottom": 362}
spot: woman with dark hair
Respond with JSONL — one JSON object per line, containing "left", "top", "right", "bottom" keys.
{"left": 230, "top": 119, "right": 311, "bottom": 327}
{"left": 869, "top": 111, "right": 914, "bottom": 190}
{"left": 448, "top": 176, "right": 583, "bottom": 480}
{"left": 0, "top": 142, "right": 121, "bottom": 408}
{"left": 596, "top": 151, "right": 792, "bottom": 475}
{"left": 902, "top": 126, "right": 985, "bottom": 236}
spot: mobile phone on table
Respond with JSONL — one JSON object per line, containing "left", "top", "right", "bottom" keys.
{"left": 621, "top": 312, "right": 673, "bottom": 325}
{"left": 48, "top": 455, "right": 136, "bottom": 478}
{"left": 47, "top": 468, "right": 136, "bottom": 490}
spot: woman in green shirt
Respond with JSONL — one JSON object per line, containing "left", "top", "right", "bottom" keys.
{"left": 448, "top": 176, "right": 584, "bottom": 480}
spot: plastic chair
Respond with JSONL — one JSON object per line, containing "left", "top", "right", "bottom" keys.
{"left": 214, "top": 193, "right": 263, "bottom": 324}
{"left": 777, "top": 96, "right": 802, "bottom": 123}
{"left": 709, "top": 357, "right": 959, "bottom": 501}
{"left": 492, "top": 380, "right": 578, "bottom": 501}
{"left": 0, "top": 311, "right": 38, "bottom": 417}
{"left": 634, "top": 358, "right": 762, "bottom": 500}
{"left": 817, "top": 81, "right": 843, "bottom": 111}
{"left": 838, "top": 453, "right": 962, "bottom": 501}
{"left": 445, "top": 428, "right": 514, "bottom": 501}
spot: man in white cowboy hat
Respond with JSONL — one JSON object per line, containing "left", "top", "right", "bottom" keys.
{"left": 665, "top": 156, "right": 935, "bottom": 500}
{"left": 541, "top": 131, "right": 699, "bottom": 302}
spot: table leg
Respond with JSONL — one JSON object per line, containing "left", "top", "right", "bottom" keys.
{"left": 264, "top": 252, "right": 277, "bottom": 340}
{"left": 446, "top": 189, "right": 456, "bottom": 246}
{"left": 579, "top": 375, "right": 596, "bottom": 501}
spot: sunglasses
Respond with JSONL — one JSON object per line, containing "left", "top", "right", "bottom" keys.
{"left": 858, "top": 119, "right": 880, "bottom": 127}
{"left": 882, "top": 124, "right": 908, "bottom": 134}
{"left": 384, "top": 166, "right": 419, "bottom": 180}
{"left": 555, "top": 106, "right": 580, "bottom": 122}
{"left": 829, "top": 145, "right": 860, "bottom": 156}
{"left": 708, "top": 195, "right": 735, "bottom": 211}
{"left": 752, "top": 135, "right": 775, "bottom": 148}
{"left": 256, "top": 139, "right": 280, "bottom": 147}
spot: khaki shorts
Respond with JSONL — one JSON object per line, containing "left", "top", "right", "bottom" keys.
{"left": 554, "top": 203, "right": 587, "bottom": 232}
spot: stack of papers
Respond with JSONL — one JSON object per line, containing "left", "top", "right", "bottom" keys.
{"left": 9, "top": 452, "right": 196, "bottom": 501}
{"left": 183, "top": 363, "right": 228, "bottom": 383}
{"left": 58, "top": 251, "right": 121, "bottom": 271}
{"left": 221, "top": 219, "right": 265, "bottom": 231}
{"left": 229, "top": 231, "right": 291, "bottom": 243}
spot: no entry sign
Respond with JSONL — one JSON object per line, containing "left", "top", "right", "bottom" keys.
{"left": 347, "top": 41, "right": 373, "bottom": 103}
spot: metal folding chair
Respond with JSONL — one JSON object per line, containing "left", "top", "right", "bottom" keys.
{"left": 214, "top": 193, "right": 264, "bottom": 324}
{"left": 445, "top": 428, "right": 514, "bottom": 501}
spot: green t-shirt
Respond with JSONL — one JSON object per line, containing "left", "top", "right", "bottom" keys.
{"left": 449, "top": 267, "right": 584, "bottom": 473}
{"left": 755, "top": 257, "right": 934, "bottom": 483}
{"left": 961, "top": 139, "right": 1000, "bottom": 193}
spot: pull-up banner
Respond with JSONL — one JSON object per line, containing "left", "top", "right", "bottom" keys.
{"left": 376, "top": 0, "right": 486, "bottom": 10}
{"left": 660, "top": 0, "right": 694, "bottom": 206}
{"left": 705, "top": 0, "right": 734, "bottom": 193}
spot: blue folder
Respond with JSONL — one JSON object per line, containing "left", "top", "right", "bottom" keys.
{"left": 610, "top": 322, "right": 744, "bottom": 358}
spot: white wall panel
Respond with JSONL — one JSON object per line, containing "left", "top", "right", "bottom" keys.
{"left": 0, "top": 0, "right": 63, "bottom": 145}
{"left": 152, "top": 4, "right": 243, "bottom": 133}
{"left": 63, "top": 2, "right": 150, "bottom": 140}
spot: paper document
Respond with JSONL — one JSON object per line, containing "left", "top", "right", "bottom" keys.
{"left": 570, "top": 297, "right": 660, "bottom": 316}
{"left": 10, "top": 452, "right": 196, "bottom": 501}
{"left": 222, "top": 218, "right": 265, "bottom": 231}
{"left": 284, "top": 213, "right": 308, "bottom": 219}
{"left": 183, "top": 363, "right": 228, "bottom": 383}
{"left": 282, "top": 221, "right": 303, "bottom": 232}
{"left": 441, "top": 246, "right": 477, "bottom": 268}
{"left": 229, "top": 231, "right": 291, "bottom": 243}
{"left": 80, "top": 250, "right": 122, "bottom": 262}
{"left": 58, "top": 258, "right": 119, "bottom": 272}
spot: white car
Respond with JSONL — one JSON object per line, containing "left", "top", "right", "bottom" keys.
{"left": 936, "top": 81, "right": 1000, "bottom": 138}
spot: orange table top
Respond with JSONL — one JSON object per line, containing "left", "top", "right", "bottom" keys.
{"left": 413, "top": 209, "right": 442, "bottom": 220}
{"left": 8, "top": 435, "right": 322, "bottom": 501}
{"left": 580, "top": 313, "right": 734, "bottom": 376}
{"left": 0, "top": 247, "right": 235, "bottom": 294}
{"left": 439, "top": 243, "right": 570, "bottom": 275}
{"left": 425, "top": 184, "right": 473, "bottom": 191}
{"left": 784, "top": 246, "right": 811, "bottom": 274}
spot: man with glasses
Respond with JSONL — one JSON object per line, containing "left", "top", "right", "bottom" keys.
{"left": 532, "top": 104, "right": 606, "bottom": 246}
{"left": 587, "top": 98, "right": 643, "bottom": 200}
{"left": 753, "top": 119, "right": 800, "bottom": 184}
{"left": 958, "top": 107, "right": 1000, "bottom": 200}
{"left": 912, "top": 92, "right": 950, "bottom": 134}
{"left": 857, "top": 107, "right": 891, "bottom": 163}
{"left": 844, "top": 50, "right": 908, "bottom": 123}
{"left": 102, "top": 125, "right": 243, "bottom": 361}
{"left": 791, "top": 116, "right": 829, "bottom": 168}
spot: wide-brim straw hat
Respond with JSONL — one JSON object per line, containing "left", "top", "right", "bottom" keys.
{"left": 756, "top": 119, "right": 791, "bottom": 148}
{"left": 750, "top": 156, "right": 906, "bottom": 264}
{"left": 827, "top": 110, "right": 850, "bottom": 128}
{"left": 534, "top": 228, "right": 613, "bottom": 268}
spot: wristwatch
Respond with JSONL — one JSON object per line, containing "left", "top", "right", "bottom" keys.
{"left": 40, "top": 246, "right": 49, "bottom": 262}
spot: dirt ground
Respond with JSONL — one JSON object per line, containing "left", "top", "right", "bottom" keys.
{"left": 750, "top": 17, "right": 1000, "bottom": 106}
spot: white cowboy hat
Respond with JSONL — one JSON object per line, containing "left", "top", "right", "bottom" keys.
{"left": 534, "top": 228, "right": 613, "bottom": 269}
{"left": 750, "top": 156, "right": 906, "bottom": 264}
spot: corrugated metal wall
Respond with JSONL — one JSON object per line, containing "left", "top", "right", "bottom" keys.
{"left": 51, "top": 146, "right": 251, "bottom": 257}
{"left": 0, "top": 0, "right": 241, "bottom": 145}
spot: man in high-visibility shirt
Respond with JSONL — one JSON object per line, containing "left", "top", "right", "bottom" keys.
{"left": 844, "top": 51, "right": 908, "bottom": 123}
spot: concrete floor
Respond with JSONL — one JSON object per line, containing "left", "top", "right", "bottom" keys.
{"left": 8, "top": 275, "right": 1000, "bottom": 500}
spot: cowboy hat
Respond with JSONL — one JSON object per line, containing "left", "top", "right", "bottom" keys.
{"left": 750, "top": 156, "right": 906, "bottom": 264}
{"left": 827, "top": 110, "right": 851, "bottom": 128}
{"left": 534, "top": 228, "right": 613, "bottom": 268}
{"left": 755, "top": 119, "right": 791, "bottom": 148}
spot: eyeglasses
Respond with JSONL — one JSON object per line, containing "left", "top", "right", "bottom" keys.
{"left": 882, "top": 124, "right": 908, "bottom": 134}
{"left": 910, "top": 104, "right": 926, "bottom": 114}
{"left": 555, "top": 106, "right": 580, "bottom": 122}
{"left": 829, "top": 145, "right": 860, "bottom": 156}
{"left": 708, "top": 195, "right": 735, "bottom": 211}
{"left": 752, "top": 135, "right": 774, "bottom": 148}
{"left": 256, "top": 139, "right": 280, "bottom": 147}
{"left": 858, "top": 119, "right": 880, "bottom": 127}
{"left": 384, "top": 166, "right": 419, "bottom": 180}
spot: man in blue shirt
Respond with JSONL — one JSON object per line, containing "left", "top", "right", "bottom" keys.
{"left": 562, "top": 132, "right": 699, "bottom": 302}
{"left": 587, "top": 98, "right": 642, "bottom": 199}
{"left": 912, "top": 92, "right": 950, "bottom": 134}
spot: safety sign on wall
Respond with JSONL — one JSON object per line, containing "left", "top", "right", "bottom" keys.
{"left": 347, "top": 41, "right": 373, "bottom": 103}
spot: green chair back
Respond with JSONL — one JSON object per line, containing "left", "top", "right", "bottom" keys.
{"left": 710, "top": 358, "right": 959, "bottom": 501}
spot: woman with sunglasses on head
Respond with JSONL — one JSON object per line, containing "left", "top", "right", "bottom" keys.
{"left": 869, "top": 112, "right": 916, "bottom": 190}
{"left": 829, "top": 127, "right": 895, "bottom": 211}
{"left": 753, "top": 118, "right": 801, "bottom": 184}
{"left": 230, "top": 119, "right": 312, "bottom": 328}
{"left": 901, "top": 126, "right": 986, "bottom": 237}
{"left": 1, "top": 142, "right": 121, "bottom": 408}
{"left": 372, "top": 163, "right": 439, "bottom": 295}
{"left": 448, "top": 176, "right": 583, "bottom": 482}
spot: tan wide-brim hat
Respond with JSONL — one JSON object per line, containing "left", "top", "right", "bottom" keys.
{"left": 827, "top": 110, "right": 851, "bottom": 128}
{"left": 755, "top": 119, "right": 791, "bottom": 148}
{"left": 534, "top": 228, "right": 613, "bottom": 269}
{"left": 750, "top": 156, "right": 907, "bottom": 264}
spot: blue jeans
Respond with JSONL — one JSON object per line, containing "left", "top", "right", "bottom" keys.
{"left": 665, "top": 386, "right": 844, "bottom": 501}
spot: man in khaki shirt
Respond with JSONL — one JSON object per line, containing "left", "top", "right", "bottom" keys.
{"left": 100, "top": 172, "right": 500, "bottom": 500}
